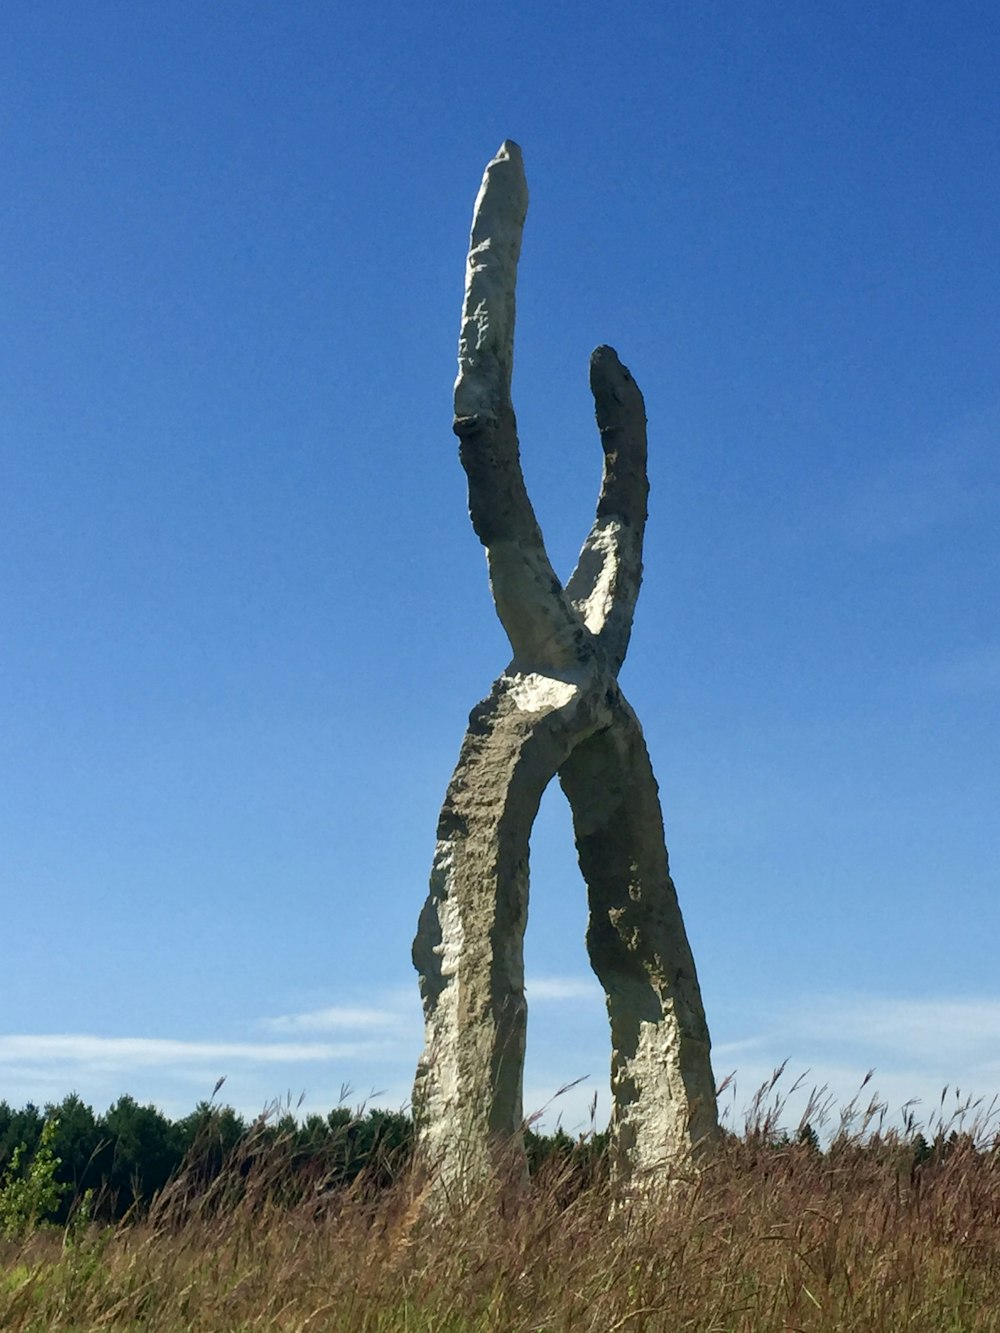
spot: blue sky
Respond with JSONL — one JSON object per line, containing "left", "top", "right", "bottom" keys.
{"left": 2, "top": 0, "right": 998, "bottom": 1136}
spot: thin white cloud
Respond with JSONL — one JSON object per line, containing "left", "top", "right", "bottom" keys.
{"left": 712, "top": 1035, "right": 772, "bottom": 1060}
{"left": 527, "top": 975, "right": 602, "bottom": 1001}
{"left": 0, "top": 1035, "right": 378, "bottom": 1069}
{"left": 713, "top": 1057, "right": 1000, "bottom": 1142}
{"left": 258, "top": 1005, "right": 409, "bottom": 1035}
{"left": 257, "top": 986, "right": 423, "bottom": 1039}
{"left": 709, "top": 992, "right": 1000, "bottom": 1138}
{"left": 785, "top": 995, "right": 1000, "bottom": 1068}
{"left": 8, "top": 989, "right": 997, "bottom": 1141}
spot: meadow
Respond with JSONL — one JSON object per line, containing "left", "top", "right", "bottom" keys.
{"left": 2, "top": 1074, "right": 999, "bottom": 1332}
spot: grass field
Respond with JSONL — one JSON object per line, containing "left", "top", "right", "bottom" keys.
{"left": 3, "top": 1077, "right": 999, "bottom": 1331}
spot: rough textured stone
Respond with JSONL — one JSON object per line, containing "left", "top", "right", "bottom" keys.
{"left": 412, "top": 141, "right": 719, "bottom": 1196}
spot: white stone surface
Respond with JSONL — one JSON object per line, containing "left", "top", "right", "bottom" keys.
{"left": 454, "top": 141, "right": 527, "bottom": 423}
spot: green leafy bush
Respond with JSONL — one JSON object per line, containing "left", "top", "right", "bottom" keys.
{"left": 0, "top": 1118, "right": 69, "bottom": 1238}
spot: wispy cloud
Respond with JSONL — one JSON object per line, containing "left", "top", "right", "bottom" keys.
{"left": 783, "top": 995, "right": 1000, "bottom": 1069}
{"left": 710, "top": 992, "right": 1000, "bottom": 1134}
{"left": 7, "top": 988, "right": 997, "bottom": 1138}
{"left": 0, "top": 1035, "right": 377, "bottom": 1069}
{"left": 712, "top": 1035, "right": 773, "bottom": 1060}
{"left": 527, "top": 975, "right": 602, "bottom": 1001}
{"left": 258, "top": 977, "right": 604, "bottom": 1028}
{"left": 257, "top": 986, "right": 423, "bottom": 1041}
{"left": 528, "top": 992, "right": 1000, "bottom": 1137}
{"left": 258, "top": 1005, "right": 411, "bottom": 1035}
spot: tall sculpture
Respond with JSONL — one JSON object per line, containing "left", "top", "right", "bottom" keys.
{"left": 412, "top": 142, "right": 718, "bottom": 1192}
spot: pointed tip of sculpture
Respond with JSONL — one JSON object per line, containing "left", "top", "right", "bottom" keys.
{"left": 591, "top": 345, "right": 622, "bottom": 367}
{"left": 590, "top": 345, "right": 643, "bottom": 405}
{"left": 479, "top": 141, "right": 526, "bottom": 202}
{"left": 590, "top": 346, "right": 626, "bottom": 386}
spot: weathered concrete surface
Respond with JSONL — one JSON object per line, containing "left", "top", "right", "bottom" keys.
{"left": 412, "top": 141, "right": 718, "bottom": 1196}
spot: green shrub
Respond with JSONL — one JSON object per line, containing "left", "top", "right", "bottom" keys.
{"left": 0, "top": 1118, "right": 69, "bottom": 1238}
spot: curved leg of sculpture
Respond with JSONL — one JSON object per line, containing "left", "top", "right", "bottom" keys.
{"left": 412, "top": 679, "right": 578, "bottom": 1191}
{"left": 559, "top": 699, "right": 719, "bottom": 1189}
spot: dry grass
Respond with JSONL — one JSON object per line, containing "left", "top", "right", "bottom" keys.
{"left": 3, "top": 1075, "right": 1000, "bottom": 1332}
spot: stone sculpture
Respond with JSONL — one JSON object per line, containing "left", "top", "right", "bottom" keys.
{"left": 412, "top": 141, "right": 719, "bottom": 1193}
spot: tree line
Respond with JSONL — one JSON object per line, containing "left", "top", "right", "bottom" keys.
{"left": 0, "top": 1093, "right": 612, "bottom": 1227}
{"left": 3, "top": 1091, "right": 989, "bottom": 1233}
{"left": 0, "top": 1094, "right": 414, "bottom": 1225}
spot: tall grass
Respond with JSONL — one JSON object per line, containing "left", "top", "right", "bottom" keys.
{"left": 3, "top": 1072, "right": 1000, "bottom": 1331}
